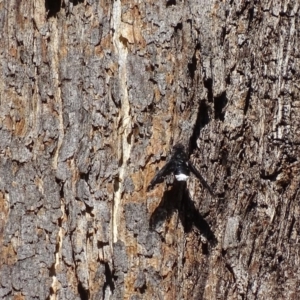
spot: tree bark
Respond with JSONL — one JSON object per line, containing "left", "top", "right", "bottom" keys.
{"left": 1, "top": 0, "right": 300, "bottom": 299}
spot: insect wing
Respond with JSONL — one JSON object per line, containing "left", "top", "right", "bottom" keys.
{"left": 147, "top": 161, "right": 175, "bottom": 190}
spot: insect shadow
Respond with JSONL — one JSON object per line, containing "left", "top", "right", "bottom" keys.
{"left": 149, "top": 181, "right": 217, "bottom": 247}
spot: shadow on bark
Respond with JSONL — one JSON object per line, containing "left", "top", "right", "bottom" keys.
{"left": 149, "top": 182, "right": 217, "bottom": 247}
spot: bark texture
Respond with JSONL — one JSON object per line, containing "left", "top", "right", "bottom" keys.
{"left": 1, "top": 0, "right": 300, "bottom": 299}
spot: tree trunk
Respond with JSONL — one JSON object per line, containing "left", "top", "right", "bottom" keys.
{"left": 1, "top": 0, "right": 300, "bottom": 299}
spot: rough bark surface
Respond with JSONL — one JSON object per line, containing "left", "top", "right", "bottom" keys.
{"left": 1, "top": 0, "right": 300, "bottom": 299}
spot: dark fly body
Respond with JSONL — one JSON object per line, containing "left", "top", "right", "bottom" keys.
{"left": 147, "top": 144, "right": 214, "bottom": 196}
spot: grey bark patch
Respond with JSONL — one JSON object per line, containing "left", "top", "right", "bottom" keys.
{"left": 0, "top": 159, "right": 13, "bottom": 190}
{"left": 20, "top": 215, "right": 38, "bottom": 243}
{"left": 146, "top": 267, "right": 163, "bottom": 299}
{"left": 11, "top": 144, "right": 32, "bottom": 163}
{"left": 56, "top": 161, "right": 70, "bottom": 181}
{"left": 0, "top": 287, "right": 11, "bottom": 298}
{"left": 0, "top": 129, "right": 12, "bottom": 149}
{"left": 12, "top": 258, "right": 50, "bottom": 298}
{"left": 124, "top": 203, "right": 148, "bottom": 235}
{"left": 43, "top": 176, "right": 61, "bottom": 209}
{"left": 134, "top": 270, "right": 146, "bottom": 290}
{"left": 37, "top": 212, "right": 58, "bottom": 233}
{"left": 95, "top": 201, "right": 111, "bottom": 243}
{"left": 123, "top": 177, "right": 135, "bottom": 193}
{"left": 36, "top": 240, "right": 55, "bottom": 268}
{"left": 126, "top": 54, "right": 154, "bottom": 111}
{"left": 76, "top": 137, "right": 91, "bottom": 174}
{"left": 62, "top": 236, "right": 74, "bottom": 267}
{"left": 77, "top": 179, "right": 93, "bottom": 207}
{"left": 138, "top": 231, "right": 161, "bottom": 257}
{"left": 130, "top": 140, "right": 150, "bottom": 169}
{"left": 90, "top": 26, "right": 103, "bottom": 46}
{"left": 112, "top": 241, "right": 127, "bottom": 300}
{"left": 223, "top": 216, "right": 241, "bottom": 250}
{"left": 113, "top": 240, "right": 128, "bottom": 273}
{"left": 18, "top": 244, "right": 35, "bottom": 260}
{"left": 0, "top": 265, "right": 12, "bottom": 289}
{"left": 58, "top": 126, "right": 80, "bottom": 161}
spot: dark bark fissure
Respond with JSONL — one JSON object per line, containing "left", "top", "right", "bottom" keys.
{"left": 244, "top": 193, "right": 258, "bottom": 214}
{"left": 244, "top": 81, "right": 252, "bottom": 115}
{"left": 79, "top": 172, "right": 90, "bottom": 182}
{"left": 71, "top": 0, "right": 84, "bottom": 5}
{"left": 78, "top": 282, "right": 89, "bottom": 300}
{"left": 287, "top": 216, "right": 295, "bottom": 239}
{"left": 45, "top": 0, "right": 61, "bottom": 18}
{"left": 102, "top": 262, "right": 115, "bottom": 297}
{"left": 224, "top": 261, "right": 235, "bottom": 282}
{"left": 260, "top": 169, "right": 280, "bottom": 181}
{"left": 189, "top": 101, "right": 210, "bottom": 154}
{"left": 214, "top": 91, "right": 227, "bottom": 121}
{"left": 166, "top": 0, "right": 176, "bottom": 7}
{"left": 220, "top": 26, "right": 226, "bottom": 46}
{"left": 204, "top": 78, "right": 213, "bottom": 103}
{"left": 174, "top": 22, "right": 183, "bottom": 32}
{"left": 248, "top": 6, "right": 255, "bottom": 29}
{"left": 188, "top": 43, "right": 200, "bottom": 81}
